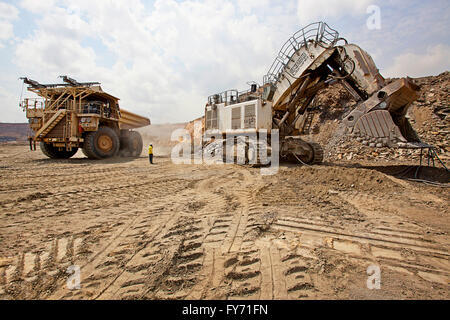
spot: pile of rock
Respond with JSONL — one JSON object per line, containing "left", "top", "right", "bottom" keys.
{"left": 409, "top": 71, "right": 449, "bottom": 155}
{"left": 312, "top": 71, "right": 449, "bottom": 163}
{"left": 325, "top": 135, "right": 430, "bottom": 162}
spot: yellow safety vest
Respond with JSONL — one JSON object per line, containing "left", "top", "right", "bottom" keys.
{"left": 148, "top": 146, "right": 153, "bottom": 155}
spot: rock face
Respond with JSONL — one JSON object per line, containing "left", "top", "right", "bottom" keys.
{"left": 409, "top": 72, "right": 449, "bottom": 154}
{"left": 310, "top": 71, "right": 449, "bottom": 162}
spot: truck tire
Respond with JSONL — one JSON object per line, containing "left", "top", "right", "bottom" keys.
{"left": 40, "top": 142, "right": 78, "bottom": 159}
{"left": 83, "top": 126, "right": 120, "bottom": 159}
{"left": 81, "top": 148, "right": 91, "bottom": 159}
{"left": 119, "top": 130, "right": 131, "bottom": 157}
{"left": 119, "top": 131, "right": 143, "bottom": 158}
{"left": 129, "top": 131, "right": 143, "bottom": 157}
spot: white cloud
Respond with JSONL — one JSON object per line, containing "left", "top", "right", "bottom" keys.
{"left": 0, "top": 2, "right": 19, "bottom": 46}
{"left": 0, "top": 2, "right": 18, "bottom": 20}
{"left": 15, "top": 33, "right": 98, "bottom": 75}
{"left": 383, "top": 44, "right": 450, "bottom": 78}
{"left": 3, "top": 0, "right": 449, "bottom": 124}
{"left": 0, "top": 84, "right": 24, "bottom": 123}
{"left": 297, "top": 0, "right": 374, "bottom": 24}
{"left": 236, "top": 0, "right": 270, "bottom": 14}
{"left": 0, "top": 19, "right": 14, "bottom": 41}
{"left": 12, "top": 0, "right": 289, "bottom": 123}
{"left": 19, "top": 0, "right": 56, "bottom": 13}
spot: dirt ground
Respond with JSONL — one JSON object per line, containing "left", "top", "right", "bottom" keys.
{"left": 0, "top": 144, "right": 448, "bottom": 300}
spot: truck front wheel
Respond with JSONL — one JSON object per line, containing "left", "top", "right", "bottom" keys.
{"left": 83, "top": 126, "right": 120, "bottom": 159}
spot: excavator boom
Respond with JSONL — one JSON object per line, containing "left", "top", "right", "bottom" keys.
{"left": 265, "top": 22, "right": 424, "bottom": 149}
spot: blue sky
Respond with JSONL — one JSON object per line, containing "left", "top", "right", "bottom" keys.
{"left": 0, "top": 0, "right": 449, "bottom": 123}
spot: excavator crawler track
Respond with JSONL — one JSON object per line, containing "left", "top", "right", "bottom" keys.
{"left": 309, "top": 142, "right": 324, "bottom": 165}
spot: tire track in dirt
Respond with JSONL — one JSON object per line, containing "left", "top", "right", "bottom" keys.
{"left": 278, "top": 248, "right": 316, "bottom": 299}
{"left": 0, "top": 236, "right": 86, "bottom": 299}
{"left": 49, "top": 183, "right": 193, "bottom": 299}
{"left": 3, "top": 143, "right": 448, "bottom": 299}
{"left": 1, "top": 178, "right": 185, "bottom": 225}
{"left": 145, "top": 216, "right": 206, "bottom": 300}
{"left": 272, "top": 215, "right": 450, "bottom": 285}
{"left": 1, "top": 160, "right": 195, "bottom": 299}
{"left": 180, "top": 169, "right": 246, "bottom": 299}
{"left": 186, "top": 167, "right": 274, "bottom": 300}
{"left": 0, "top": 173, "right": 182, "bottom": 206}
{"left": 259, "top": 245, "right": 289, "bottom": 299}
{"left": 185, "top": 247, "right": 219, "bottom": 299}
{"left": 50, "top": 209, "right": 146, "bottom": 299}
{"left": 220, "top": 169, "right": 262, "bottom": 254}
{"left": 93, "top": 211, "right": 184, "bottom": 300}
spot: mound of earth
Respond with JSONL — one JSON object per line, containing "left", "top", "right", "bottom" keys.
{"left": 311, "top": 71, "right": 449, "bottom": 163}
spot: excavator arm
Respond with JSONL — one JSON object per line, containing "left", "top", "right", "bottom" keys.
{"left": 265, "top": 22, "right": 426, "bottom": 151}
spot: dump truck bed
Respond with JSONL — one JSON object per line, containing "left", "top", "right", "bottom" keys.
{"left": 119, "top": 108, "right": 151, "bottom": 130}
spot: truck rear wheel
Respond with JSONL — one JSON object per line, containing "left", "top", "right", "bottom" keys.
{"left": 119, "top": 131, "right": 143, "bottom": 158}
{"left": 83, "top": 126, "right": 120, "bottom": 159}
{"left": 40, "top": 142, "right": 78, "bottom": 159}
{"left": 129, "top": 131, "right": 143, "bottom": 157}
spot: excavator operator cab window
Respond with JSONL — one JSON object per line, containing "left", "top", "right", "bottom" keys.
{"left": 224, "top": 90, "right": 239, "bottom": 106}
{"left": 211, "top": 94, "right": 220, "bottom": 105}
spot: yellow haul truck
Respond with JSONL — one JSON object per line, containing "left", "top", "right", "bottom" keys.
{"left": 20, "top": 76, "right": 150, "bottom": 159}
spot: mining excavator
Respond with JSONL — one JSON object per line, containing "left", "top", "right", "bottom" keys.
{"left": 203, "top": 22, "right": 428, "bottom": 164}
{"left": 20, "top": 76, "right": 150, "bottom": 159}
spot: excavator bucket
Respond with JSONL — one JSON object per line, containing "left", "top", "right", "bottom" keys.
{"left": 353, "top": 110, "right": 408, "bottom": 146}
{"left": 343, "top": 77, "right": 425, "bottom": 148}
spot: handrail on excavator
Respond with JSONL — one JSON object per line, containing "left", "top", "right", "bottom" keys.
{"left": 263, "top": 22, "right": 339, "bottom": 85}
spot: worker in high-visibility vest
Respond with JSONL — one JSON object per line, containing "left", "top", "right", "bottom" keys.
{"left": 148, "top": 144, "right": 154, "bottom": 164}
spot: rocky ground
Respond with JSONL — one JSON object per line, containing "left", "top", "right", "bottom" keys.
{"left": 0, "top": 144, "right": 448, "bottom": 300}
{"left": 0, "top": 72, "right": 448, "bottom": 300}
{"left": 310, "top": 71, "right": 449, "bottom": 163}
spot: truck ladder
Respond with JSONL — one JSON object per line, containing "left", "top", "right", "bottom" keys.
{"left": 34, "top": 109, "right": 66, "bottom": 139}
